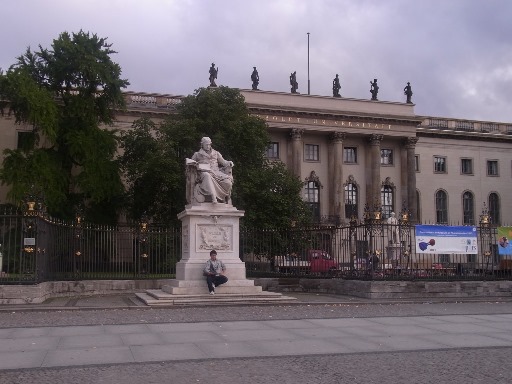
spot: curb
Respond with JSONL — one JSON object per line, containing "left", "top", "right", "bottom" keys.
{"left": 1, "top": 294, "right": 512, "bottom": 313}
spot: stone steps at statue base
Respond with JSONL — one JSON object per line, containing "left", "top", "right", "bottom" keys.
{"left": 136, "top": 289, "right": 297, "bottom": 306}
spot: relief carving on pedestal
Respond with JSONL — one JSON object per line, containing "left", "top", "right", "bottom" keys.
{"left": 197, "top": 224, "right": 232, "bottom": 251}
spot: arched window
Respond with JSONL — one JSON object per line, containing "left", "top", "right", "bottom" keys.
{"left": 304, "top": 171, "right": 322, "bottom": 222}
{"left": 488, "top": 193, "right": 500, "bottom": 225}
{"left": 381, "top": 185, "right": 394, "bottom": 219}
{"left": 462, "top": 191, "right": 474, "bottom": 225}
{"left": 435, "top": 190, "right": 448, "bottom": 224}
{"left": 304, "top": 181, "right": 320, "bottom": 220}
{"left": 344, "top": 181, "right": 358, "bottom": 219}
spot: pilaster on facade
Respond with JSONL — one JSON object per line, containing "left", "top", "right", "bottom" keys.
{"left": 330, "top": 131, "right": 346, "bottom": 144}
{"left": 329, "top": 132, "right": 346, "bottom": 217}
{"left": 404, "top": 136, "right": 419, "bottom": 221}
{"left": 367, "top": 134, "right": 383, "bottom": 205}
{"left": 368, "top": 134, "right": 384, "bottom": 145}
{"left": 289, "top": 128, "right": 304, "bottom": 177}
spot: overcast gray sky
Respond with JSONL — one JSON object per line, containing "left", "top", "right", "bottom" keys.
{"left": 2, "top": 0, "right": 512, "bottom": 122}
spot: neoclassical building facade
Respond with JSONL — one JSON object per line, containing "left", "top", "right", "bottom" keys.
{"left": 1, "top": 89, "right": 511, "bottom": 225}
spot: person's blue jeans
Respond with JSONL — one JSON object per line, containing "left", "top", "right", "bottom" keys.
{"left": 206, "top": 274, "right": 228, "bottom": 292}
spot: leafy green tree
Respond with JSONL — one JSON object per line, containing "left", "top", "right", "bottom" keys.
{"left": 119, "top": 117, "right": 185, "bottom": 223}
{"left": 237, "top": 161, "right": 311, "bottom": 228}
{"left": 0, "top": 31, "right": 128, "bottom": 222}
{"left": 120, "top": 86, "right": 311, "bottom": 227}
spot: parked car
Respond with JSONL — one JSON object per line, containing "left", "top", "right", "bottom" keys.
{"left": 273, "top": 249, "right": 339, "bottom": 274}
{"left": 307, "top": 249, "right": 339, "bottom": 274}
{"left": 273, "top": 254, "right": 310, "bottom": 273}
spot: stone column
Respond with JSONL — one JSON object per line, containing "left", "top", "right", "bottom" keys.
{"left": 290, "top": 128, "right": 304, "bottom": 177}
{"left": 400, "top": 141, "right": 408, "bottom": 207}
{"left": 405, "top": 137, "right": 419, "bottom": 222}
{"left": 366, "top": 134, "right": 383, "bottom": 205}
{"left": 329, "top": 132, "right": 345, "bottom": 218}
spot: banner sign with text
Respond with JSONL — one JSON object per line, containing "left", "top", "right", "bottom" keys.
{"left": 415, "top": 225, "right": 478, "bottom": 254}
{"left": 497, "top": 227, "right": 512, "bottom": 255}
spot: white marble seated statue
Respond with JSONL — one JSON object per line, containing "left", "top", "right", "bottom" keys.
{"left": 387, "top": 211, "right": 400, "bottom": 244}
{"left": 185, "top": 137, "right": 234, "bottom": 205}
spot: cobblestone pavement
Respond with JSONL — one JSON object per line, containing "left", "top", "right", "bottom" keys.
{"left": 1, "top": 347, "right": 511, "bottom": 383}
{"left": 1, "top": 295, "right": 512, "bottom": 328}
{"left": 1, "top": 296, "right": 511, "bottom": 383}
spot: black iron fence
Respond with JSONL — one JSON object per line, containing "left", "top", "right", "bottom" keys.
{"left": 240, "top": 220, "right": 511, "bottom": 281}
{"left": 0, "top": 205, "right": 180, "bottom": 284}
{"left": 1, "top": 204, "right": 511, "bottom": 284}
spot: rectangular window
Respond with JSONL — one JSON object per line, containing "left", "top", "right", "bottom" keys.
{"left": 380, "top": 149, "right": 393, "bottom": 165}
{"left": 461, "top": 158, "right": 473, "bottom": 175}
{"left": 487, "top": 160, "right": 499, "bottom": 176}
{"left": 305, "top": 144, "right": 319, "bottom": 161}
{"left": 17, "top": 131, "right": 35, "bottom": 151}
{"left": 434, "top": 156, "right": 446, "bottom": 173}
{"left": 415, "top": 155, "right": 420, "bottom": 172}
{"left": 265, "top": 142, "right": 279, "bottom": 159}
{"left": 343, "top": 147, "right": 357, "bottom": 163}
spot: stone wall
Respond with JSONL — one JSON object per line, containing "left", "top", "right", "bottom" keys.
{"left": 1, "top": 278, "right": 512, "bottom": 304}
{"left": 253, "top": 278, "right": 512, "bottom": 299}
{"left": 0, "top": 280, "right": 166, "bottom": 304}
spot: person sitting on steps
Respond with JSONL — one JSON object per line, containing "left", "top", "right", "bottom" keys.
{"left": 203, "top": 250, "right": 228, "bottom": 295}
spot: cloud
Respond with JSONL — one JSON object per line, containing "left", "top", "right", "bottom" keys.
{"left": 1, "top": 0, "right": 512, "bottom": 122}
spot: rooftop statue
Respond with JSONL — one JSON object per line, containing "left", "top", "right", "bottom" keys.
{"left": 209, "top": 63, "right": 218, "bottom": 87}
{"left": 404, "top": 82, "right": 413, "bottom": 104}
{"left": 332, "top": 74, "right": 341, "bottom": 97}
{"left": 290, "top": 71, "right": 298, "bottom": 94}
{"left": 370, "top": 79, "right": 379, "bottom": 101}
{"left": 251, "top": 67, "right": 259, "bottom": 90}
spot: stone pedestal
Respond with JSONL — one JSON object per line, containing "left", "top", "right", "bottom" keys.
{"left": 161, "top": 203, "right": 263, "bottom": 295}
{"left": 137, "top": 203, "right": 296, "bottom": 305}
{"left": 386, "top": 243, "right": 403, "bottom": 268}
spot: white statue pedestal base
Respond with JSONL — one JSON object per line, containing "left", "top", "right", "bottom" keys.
{"left": 136, "top": 203, "right": 295, "bottom": 305}
{"left": 162, "top": 203, "right": 258, "bottom": 295}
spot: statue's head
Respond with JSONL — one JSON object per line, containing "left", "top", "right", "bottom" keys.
{"left": 201, "top": 137, "right": 212, "bottom": 151}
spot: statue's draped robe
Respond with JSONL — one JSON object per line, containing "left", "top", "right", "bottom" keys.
{"left": 191, "top": 148, "right": 233, "bottom": 203}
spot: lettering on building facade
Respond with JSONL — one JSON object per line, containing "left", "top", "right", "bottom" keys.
{"left": 256, "top": 115, "right": 392, "bottom": 130}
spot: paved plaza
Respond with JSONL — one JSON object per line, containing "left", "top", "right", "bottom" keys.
{"left": 0, "top": 294, "right": 512, "bottom": 383}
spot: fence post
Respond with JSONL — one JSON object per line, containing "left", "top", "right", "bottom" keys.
{"left": 479, "top": 203, "right": 493, "bottom": 275}
{"left": 138, "top": 214, "right": 149, "bottom": 275}
{"left": 21, "top": 190, "right": 44, "bottom": 282}
{"left": 399, "top": 204, "right": 412, "bottom": 271}
{"left": 73, "top": 206, "right": 84, "bottom": 278}
{"left": 363, "top": 199, "right": 383, "bottom": 279}
{"left": 349, "top": 215, "right": 358, "bottom": 271}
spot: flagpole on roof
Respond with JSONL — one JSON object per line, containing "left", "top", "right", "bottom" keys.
{"left": 307, "top": 32, "right": 310, "bottom": 95}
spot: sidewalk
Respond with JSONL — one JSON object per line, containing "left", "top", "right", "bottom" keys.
{"left": 1, "top": 307, "right": 512, "bottom": 370}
